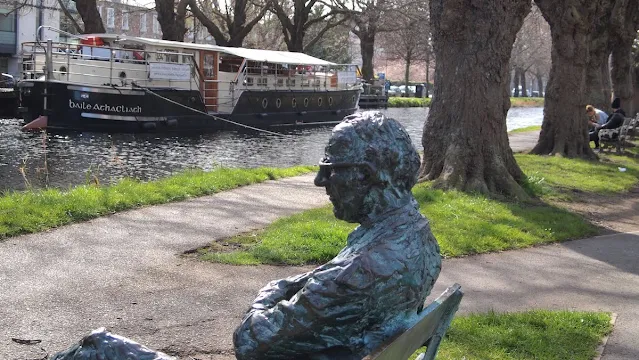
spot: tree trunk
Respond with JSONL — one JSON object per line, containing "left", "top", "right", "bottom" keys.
{"left": 585, "top": 51, "right": 611, "bottom": 111}
{"left": 609, "top": 0, "right": 639, "bottom": 116}
{"left": 154, "top": 0, "right": 187, "bottom": 41}
{"left": 611, "top": 40, "right": 635, "bottom": 115}
{"left": 404, "top": 54, "right": 411, "bottom": 96}
{"left": 584, "top": 0, "right": 613, "bottom": 112}
{"left": 420, "top": 0, "right": 531, "bottom": 199}
{"left": 601, "top": 58, "right": 612, "bottom": 106}
{"left": 520, "top": 70, "right": 528, "bottom": 97}
{"left": 73, "top": 0, "right": 105, "bottom": 33}
{"left": 513, "top": 68, "right": 521, "bottom": 97}
{"left": 536, "top": 72, "right": 544, "bottom": 97}
{"left": 359, "top": 31, "right": 375, "bottom": 82}
{"left": 425, "top": 52, "right": 431, "bottom": 98}
{"left": 530, "top": 0, "right": 599, "bottom": 158}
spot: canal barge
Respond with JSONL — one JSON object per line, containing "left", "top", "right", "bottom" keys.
{"left": 18, "top": 29, "right": 362, "bottom": 132}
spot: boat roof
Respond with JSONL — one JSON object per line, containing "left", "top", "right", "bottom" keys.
{"left": 84, "top": 34, "right": 336, "bottom": 66}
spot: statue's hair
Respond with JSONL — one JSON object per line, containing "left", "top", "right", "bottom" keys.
{"left": 333, "top": 112, "right": 421, "bottom": 192}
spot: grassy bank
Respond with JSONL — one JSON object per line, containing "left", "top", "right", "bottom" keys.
{"left": 508, "top": 125, "right": 541, "bottom": 134}
{"left": 516, "top": 153, "right": 639, "bottom": 200}
{"left": 387, "top": 97, "right": 431, "bottom": 107}
{"left": 199, "top": 153, "right": 639, "bottom": 265}
{"left": 417, "top": 311, "right": 612, "bottom": 360}
{"left": 510, "top": 97, "right": 544, "bottom": 107}
{"left": 387, "top": 97, "right": 543, "bottom": 108}
{"left": 0, "top": 166, "right": 315, "bottom": 240}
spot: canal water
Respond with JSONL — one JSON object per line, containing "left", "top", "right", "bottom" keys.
{"left": 0, "top": 107, "right": 542, "bottom": 192}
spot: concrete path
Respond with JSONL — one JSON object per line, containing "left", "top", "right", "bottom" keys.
{"left": 3, "top": 129, "right": 638, "bottom": 360}
{"left": 509, "top": 130, "right": 540, "bottom": 152}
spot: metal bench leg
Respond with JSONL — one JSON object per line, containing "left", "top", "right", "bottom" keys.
{"left": 419, "top": 302, "right": 461, "bottom": 360}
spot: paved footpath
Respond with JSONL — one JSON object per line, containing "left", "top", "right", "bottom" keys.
{"left": 2, "top": 130, "right": 638, "bottom": 359}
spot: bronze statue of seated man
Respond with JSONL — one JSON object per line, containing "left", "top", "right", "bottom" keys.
{"left": 234, "top": 112, "right": 442, "bottom": 360}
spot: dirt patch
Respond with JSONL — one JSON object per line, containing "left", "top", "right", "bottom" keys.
{"left": 552, "top": 186, "right": 639, "bottom": 234}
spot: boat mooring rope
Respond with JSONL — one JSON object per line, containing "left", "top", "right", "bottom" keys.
{"left": 133, "top": 84, "right": 287, "bottom": 137}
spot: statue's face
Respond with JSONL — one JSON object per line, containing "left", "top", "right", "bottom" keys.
{"left": 314, "top": 149, "right": 374, "bottom": 223}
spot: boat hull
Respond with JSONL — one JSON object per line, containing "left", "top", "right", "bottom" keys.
{"left": 18, "top": 81, "right": 360, "bottom": 133}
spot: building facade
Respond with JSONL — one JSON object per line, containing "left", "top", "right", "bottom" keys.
{"left": 1, "top": 0, "right": 60, "bottom": 76}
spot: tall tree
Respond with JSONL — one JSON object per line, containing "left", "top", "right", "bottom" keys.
{"left": 154, "top": 0, "right": 189, "bottom": 41}
{"left": 530, "top": 0, "right": 601, "bottom": 158}
{"left": 190, "top": 0, "right": 271, "bottom": 47}
{"left": 584, "top": 0, "right": 614, "bottom": 112}
{"left": 609, "top": 0, "right": 639, "bottom": 116}
{"left": 510, "top": 5, "right": 551, "bottom": 97}
{"left": 270, "top": 0, "right": 346, "bottom": 52}
{"left": 71, "top": 0, "right": 105, "bottom": 33}
{"left": 420, "top": 0, "right": 531, "bottom": 199}
{"left": 378, "top": 5, "right": 429, "bottom": 89}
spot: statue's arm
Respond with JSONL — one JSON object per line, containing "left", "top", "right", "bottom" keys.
{"left": 250, "top": 271, "right": 314, "bottom": 309}
{"left": 234, "top": 263, "right": 371, "bottom": 359}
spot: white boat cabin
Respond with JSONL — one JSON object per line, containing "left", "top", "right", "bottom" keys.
{"left": 20, "top": 34, "right": 361, "bottom": 114}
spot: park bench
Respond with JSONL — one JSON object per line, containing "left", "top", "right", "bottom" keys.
{"left": 363, "top": 283, "right": 463, "bottom": 360}
{"left": 599, "top": 114, "right": 638, "bottom": 154}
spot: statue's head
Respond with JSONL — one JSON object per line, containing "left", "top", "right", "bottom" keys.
{"left": 314, "top": 112, "right": 421, "bottom": 223}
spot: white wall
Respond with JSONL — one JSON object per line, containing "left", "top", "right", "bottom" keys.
{"left": 7, "top": 0, "right": 60, "bottom": 77}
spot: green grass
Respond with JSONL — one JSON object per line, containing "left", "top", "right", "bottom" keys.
{"left": 0, "top": 166, "right": 315, "bottom": 240}
{"left": 411, "top": 311, "right": 612, "bottom": 360}
{"left": 510, "top": 97, "right": 545, "bottom": 107}
{"left": 201, "top": 151, "right": 639, "bottom": 265}
{"left": 387, "top": 97, "right": 544, "bottom": 108}
{"left": 199, "top": 182, "right": 596, "bottom": 265}
{"left": 387, "top": 97, "right": 432, "bottom": 107}
{"left": 508, "top": 125, "right": 541, "bottom": 134}
{"left": 516, "top": 153, "right": 639, "bottom": 200}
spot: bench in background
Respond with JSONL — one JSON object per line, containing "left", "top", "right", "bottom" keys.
{"left": 599, "top": 113, "right": 638, "bottom": 154}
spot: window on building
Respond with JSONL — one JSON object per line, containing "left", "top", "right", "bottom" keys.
{"left": 153, "top": 14, "right": 160, "bottom": 34}
{"left": 0, "top": 12, "right": 16, "bottom": 32}
{"left": 122, "top": 11, "right": 129, "bottom": 30}
{"left": 0, "top": 58, "right": 8, "bottom": 74}
{"left": 140, "top": 13, "right": 146, "bottom": 33}
{"left": 106, "top": 8, "right": 115, "bottom": 28}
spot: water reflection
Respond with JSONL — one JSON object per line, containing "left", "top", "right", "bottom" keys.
{"left": 0, "top": 107, "right": 542, "bottom": 192}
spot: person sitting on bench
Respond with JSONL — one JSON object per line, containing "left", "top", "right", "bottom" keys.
{"left": 589, "top": 97, "right": 626, "bottom": 149}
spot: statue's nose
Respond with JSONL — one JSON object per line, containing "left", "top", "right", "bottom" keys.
{"left": 314, "top": 169, "right": 329, "bottom": 187}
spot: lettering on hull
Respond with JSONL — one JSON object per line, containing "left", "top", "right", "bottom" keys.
{"left": 69, "top": 99, "right": 142, "bottom": 114}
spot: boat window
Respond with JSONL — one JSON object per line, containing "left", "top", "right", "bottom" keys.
{"left": 245, "top": 77, "right": 254, "bottom": 86}
{"left": 277, "top": 78, "right": 284, "bottom": 87}
{"left": 286, "top": 78, "right": 295, "bottom": 87}
{"left": 219, "top": 55, "right": 243, "bottom": 73}
{"left": 276, "top": 98, "right": 282, "bottom": 108}
{"left": 257, "top": 78, "right": 268, "bottom": 86}
{"left": 301, "top": 79, "right": 310, "bottom": 87}
{"left": 314, "top": 79, "right": 321, "bottom": 87}
{"left": 157, "top": 49, "right": 179, "bottom": 63}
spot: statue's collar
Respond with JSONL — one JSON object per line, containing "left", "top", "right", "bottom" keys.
{"left": 360, "top": 197, "right": 418, "bottom": 229}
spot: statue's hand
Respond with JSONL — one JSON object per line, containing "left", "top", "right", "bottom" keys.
{"left": 252, "top": 272, "right": 312, "bottom": 309}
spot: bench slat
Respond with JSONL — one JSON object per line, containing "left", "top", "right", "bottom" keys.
{"left": 363, "top": 284, "right": 463, "bottom": 360}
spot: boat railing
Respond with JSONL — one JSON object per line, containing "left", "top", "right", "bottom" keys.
{"left": 237, "top": 62, "right": 361, "bottom": 93}
{"left": 20, "top": 40, "right": 200, "bottom": 91}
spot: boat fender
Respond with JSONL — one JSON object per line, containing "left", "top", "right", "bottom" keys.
{"left": 142, "top": 122, "right": 157, "bottom": 130}
{"left": 166, "top": 119, "right": 178, "bottom": 127}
